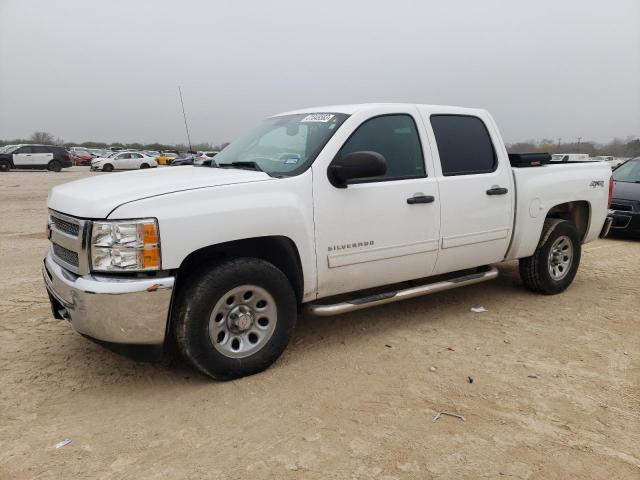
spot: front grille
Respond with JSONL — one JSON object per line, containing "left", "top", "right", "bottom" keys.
{"left": 51, "top": 215, "right": 80, "bottom": 236}
{"left": 52, "top": 243, "right": 79, "bottom": 267}
{"left": 48, "top": 210, "right": 88, "bottom": 274}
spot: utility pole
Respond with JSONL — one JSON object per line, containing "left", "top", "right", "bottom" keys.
{"left": 178, "top": 86, "right": 192, "bottom": 151}
{"left": 577, "top": 137, "right": 582, "bottom": 153}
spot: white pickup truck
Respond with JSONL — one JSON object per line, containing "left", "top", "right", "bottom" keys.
{"left": 43, "top": 104, "right": 613, "bottom": 379}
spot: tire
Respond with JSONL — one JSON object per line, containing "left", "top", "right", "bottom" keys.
{"left": 47, "top": 160, "right": 62, "bottom": 172}
{"left": 102, "top": 163, "right": 114, "bottom": 172}
{"left": 519, "top": 219, "right": 581, "bottom": 294}
{"left": 0, "top": 160, "right": 10, "bottom": 172}
{"left": 173, "top": 258, "right": 297, "bottom": 380}
{"left": 140, "top": 163, "right": 149, "bottom": 169}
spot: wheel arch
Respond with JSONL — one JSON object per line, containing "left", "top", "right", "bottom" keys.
{"left": 175, "top": 235, "right": 305, "bottom": 304}
{"left": 545, "top": 200, "right": 591, "bottom": 241}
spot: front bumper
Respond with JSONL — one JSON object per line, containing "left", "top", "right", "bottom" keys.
{"left": 43, "top": 252, "right": 174, "bottom": 344}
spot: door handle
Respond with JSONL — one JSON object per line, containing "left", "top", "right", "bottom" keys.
{"left": 486, "top": 187, "right": 508, "bottom": 195}
{"left": 407, "top": 195, "right": 435, "bottom": 204}
{"left": 25, "top": 154, "right": 32, "bottom": 156}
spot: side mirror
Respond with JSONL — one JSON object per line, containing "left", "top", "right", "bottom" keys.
{"left": 327, "top": 151, "right": 387, "bottom": 188}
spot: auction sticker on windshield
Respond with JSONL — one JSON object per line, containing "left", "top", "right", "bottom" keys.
{"left": 301, "top": 113, "right": 335, "bottom": 122}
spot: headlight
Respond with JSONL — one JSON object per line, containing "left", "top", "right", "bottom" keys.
{"left": 90, "top": 219, "right": 161, "bottom": 272}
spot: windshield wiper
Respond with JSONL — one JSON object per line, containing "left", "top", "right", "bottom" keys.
{"left": 217, "top": 161, "right": 266, "bottom": 173}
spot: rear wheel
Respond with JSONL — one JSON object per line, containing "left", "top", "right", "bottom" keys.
{"left": 47, "top": 160, "right": 62, "bottom": 172}
{"left": 0, "top": 160, "right": 10, "bottom": 172}
{"left": 173, "top": 258, "right": 297, "bottom": 380}
{"left": 102, "top": 163, "right": 114, "bottom": 172}
{"left": 519, "top": 219, "right": 581, "bottom": 294}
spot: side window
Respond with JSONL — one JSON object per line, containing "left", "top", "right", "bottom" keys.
{"left": 339, "top": 114, "right": 425, "bottom": 180}
{"left": 33, "top": 146, "right": 50, "bottom": 153}
{"left": 132, "top": 153, "right": 142, "bottom": 159}
{"left": 16, "top": 146, "right": 34, "bottom": 154}
{"left": 117, "top": 153, "right": 130, "bottom": 159}
{"left": 431, "top": 115, "right": 496, "bottom": 176}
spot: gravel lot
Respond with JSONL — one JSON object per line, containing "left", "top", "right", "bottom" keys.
{"left": 1, "top": 168, "right": 638, "bottom": 479}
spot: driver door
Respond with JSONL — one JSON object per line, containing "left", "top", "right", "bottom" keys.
{"left": 312, "top": 109, "right": 441, "bottom": 298}
{"left": 114, "top": 152, "right": 131, "bottom": 169}
{"left": 12, "top": 146, "right": 34, "bottom": 166}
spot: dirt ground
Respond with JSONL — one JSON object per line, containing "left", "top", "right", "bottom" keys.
{"left": 0, "top": 168, "right": 638, "bottom": 479}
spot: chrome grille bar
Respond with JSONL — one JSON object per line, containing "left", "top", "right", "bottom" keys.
{"left": 48, "top": 210, "right": 90, "bottom": 275}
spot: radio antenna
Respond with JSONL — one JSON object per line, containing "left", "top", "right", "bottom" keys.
{"left": 178, "top": 86, "right": 193, "bottom": 151}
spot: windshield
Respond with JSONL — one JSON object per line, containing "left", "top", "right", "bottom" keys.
{"left": 1, "top": 145, "right": 18, "bottom": 154}
{"left": 612, "top": 159, "right": 640, "bottom": 183}
{"left": 213, "top": 112, "right": 349, "bottom": 176}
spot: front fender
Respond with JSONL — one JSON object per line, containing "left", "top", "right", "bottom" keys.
{"left": 108, "top": 171, "right": 317, "bottom": 301}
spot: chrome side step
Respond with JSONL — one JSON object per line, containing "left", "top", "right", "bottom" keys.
{"left": 305, "top": 266, "right": 499, "bottom": 316}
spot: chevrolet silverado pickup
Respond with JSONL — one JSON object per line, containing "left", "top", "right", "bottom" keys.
{"left": 43, "top": 104, "right": 613, "bottom": 379}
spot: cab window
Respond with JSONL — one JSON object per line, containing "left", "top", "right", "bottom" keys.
{"left": 431, "top": 115, "right": 496, "bottom": 176}
{"left": 339, "top": 114, "right": 425, "bottom": 181}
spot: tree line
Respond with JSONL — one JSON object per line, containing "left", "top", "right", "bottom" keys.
{"left": 506, "top": 137, "right": 640, "bottom": 158}
{"left": 1, "top": 131, "right": 639, "bottom": 158}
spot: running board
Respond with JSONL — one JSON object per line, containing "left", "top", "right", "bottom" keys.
{"left": 305, "top": 266, "right": 499, "bottom": 316}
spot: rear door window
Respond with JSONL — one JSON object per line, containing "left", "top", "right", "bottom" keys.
{"left": 32, "top": 146, "right": 50, "bottom": 153}
{"left": 431, "top": 115, "right": 496, "bottom": 176}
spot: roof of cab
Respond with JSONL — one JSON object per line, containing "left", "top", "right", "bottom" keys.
{"left": 274, "top": 103, "right": 487, "bottom": 116}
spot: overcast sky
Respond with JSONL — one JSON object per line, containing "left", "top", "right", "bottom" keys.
{"left": 1, "top": 0, "right": 638, "bottom": 145}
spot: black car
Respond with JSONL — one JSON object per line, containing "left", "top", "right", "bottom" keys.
{"left": 170, "top": 154, "right": 196, "bottom": 166}
{"left": 0, "top": 144, "right": 72, "bottom": 172}
{"left": 609, "top": 157, "right": 640, "bottom": 236}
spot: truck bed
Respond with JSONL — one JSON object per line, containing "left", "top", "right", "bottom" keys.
{"left": 505, "top": 161, "right": 612, "bottom": 261}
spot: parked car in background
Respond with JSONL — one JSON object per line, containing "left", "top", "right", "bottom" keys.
{"left": 0, "top": 144, "right": 72, "bottom": 172}
{"left": 170, "top": 154, "right": 197, "bottom": 166}
{"left": 195, "top": 151, "right": 219, "bottom": 166}
{"left": 609, "top": 157, "right": 640, "bottom": 237}
{"left": 87, "top": 149, "right": 105, "bottom": 158}
{"left": 157, "top": 152, "right": 178, "bottom": 165}
{"left": 550, "top": 153, "right": 596, "bottom": 162}
{"left": 90, "top": 151, "right": 157, "bottom": 171}
{"left": 144, "top": 150, "right": 160, "bottom": 158}
{"left": 69, "top": 149, "right": 93, "bottom": 166}
{"left": 0, "top": 145, "right": 17, "bottom": 153}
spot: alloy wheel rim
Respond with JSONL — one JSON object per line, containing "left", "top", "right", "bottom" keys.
{"left": 548, "top": 235, "right": 573, "bottom": 280}
{"left": 209, "top": 285, "right": 277, "bottom": 358}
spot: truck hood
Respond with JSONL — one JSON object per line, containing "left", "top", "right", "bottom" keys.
{"left": 48, "top": 166, "right": 272, "bottom": 218}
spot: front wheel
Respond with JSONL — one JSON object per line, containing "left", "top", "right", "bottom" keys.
{"left": 172, "top": 258, "right": 297, "bottom": 380}
{"left": 519, "top": 219, "right": 581, "bottom": 294}
{"left": 140, "top": 163, "right": 149, "bottom": 169}
{"left": 102, "top": 163, "right": 114, "bottom": 172}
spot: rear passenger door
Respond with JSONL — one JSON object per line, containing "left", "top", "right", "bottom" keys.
{"left": 422, "top": 112, "right": 514, "bottom": 274}
{"left": 32, "top": 145, "right": 53, "bottom": 166}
